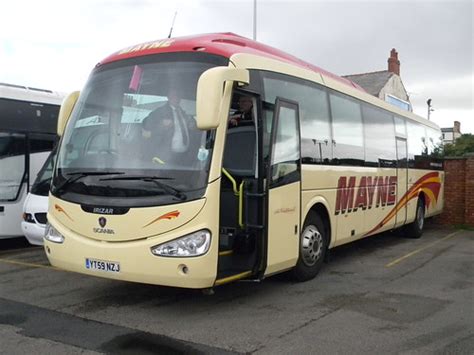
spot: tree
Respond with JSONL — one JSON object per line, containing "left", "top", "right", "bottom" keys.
{"left": 443, "top": 134, "right": 474, "bottom": 157}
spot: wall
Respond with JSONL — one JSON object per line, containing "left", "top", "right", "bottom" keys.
{"left": 435, "top": 155, "right": 474, "bottom": 226}
{"left": 379, "top": 75, "right": 409, "bottom": 102}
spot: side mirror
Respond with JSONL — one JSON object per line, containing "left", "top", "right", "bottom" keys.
{"left": 57, "top": 91, "right": 80, "bottom": 136}
{"left": 196, "top": 67, "right": 249, "bottom": 130}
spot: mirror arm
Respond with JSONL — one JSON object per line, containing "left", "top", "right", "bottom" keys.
{"left": 196, "top": 67, "right": 249, "bottom": 130}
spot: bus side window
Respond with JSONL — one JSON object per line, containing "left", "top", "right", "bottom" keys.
{"left": 299, "top": 87, "right": 332, "bottom": 164}
{"left": 407, "top": 121, "right": 428, "bottom": 168}
{"left": 262, "top": 107, "right": 274, "bottom": 163}
{"left": 362, "top": 104, "right": 396, "bottom": 168}
{"left": 0, "top": 133, "right": 26, "bottom": 201}
{"left": 329, "top": 93, "right": 364, "bottom": 166}
{"left": 228, "top": 94, "right": 255, "bottom": 128}
{"left": 261, "top": 74, "right": 332, "bottom": 165}
{"left": 224, "top": 93, "right": 258, "bottom": 177}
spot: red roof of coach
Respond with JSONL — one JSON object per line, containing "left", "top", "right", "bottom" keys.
{"left": 100, "top": 33, "right": 364, "bottom": 92}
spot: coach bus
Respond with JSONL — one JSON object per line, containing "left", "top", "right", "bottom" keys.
{"left": 0, "top": 83, "right": 62, "bottom": 239}
{"left": 44, "top": 33, "right": 443, "bottom": 288}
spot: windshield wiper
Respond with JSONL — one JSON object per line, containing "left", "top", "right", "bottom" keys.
{"left": 54, "top": 171, "right": 125, "bottom": 193}
{"left": 100, "top": 176, "right": 186, "bottom": 201}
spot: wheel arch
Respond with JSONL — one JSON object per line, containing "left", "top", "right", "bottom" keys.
{"left": 302, "top": 196, "right": 334, "bottom": 249}
{"left": 417, "top": 190, "right": 426, "bottom": 208}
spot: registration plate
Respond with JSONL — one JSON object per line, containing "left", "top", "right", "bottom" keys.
{"left": 85, "top": 258, "right": 120, "bottom": 273}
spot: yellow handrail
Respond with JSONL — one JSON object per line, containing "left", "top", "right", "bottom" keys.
{"left": 221, "top": 168, "right": 245, "bottom": 229}
{"left": 239, "top": 181, "right": 245, "bottom": 228}
{"left": 222, "top": 168, "right": 239, "bottom": 196}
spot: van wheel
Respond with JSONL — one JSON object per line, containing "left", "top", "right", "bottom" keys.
{"left": 404, "top": 198, "right": 425, "bottom": 239}
{"left": 292, "top": 211, "right": 328, "bottom": 282}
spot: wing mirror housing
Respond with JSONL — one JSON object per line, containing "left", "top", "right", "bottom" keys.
{"left": 57, "top": 91, "right": 80, "bottom": 136}
{"left": 196, "top": 67, "right": 249, "bottom": 130}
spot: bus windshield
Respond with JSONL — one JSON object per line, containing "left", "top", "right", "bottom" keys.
{"left": 53, "top": 54, "right": 224, "bottom": 206}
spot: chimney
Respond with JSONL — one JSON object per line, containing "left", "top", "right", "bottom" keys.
{"left": 454, "top": 121, "right": 461, "bottom": 133}
{"left": 388, "top": 48, "right": 400, "bottom": 76}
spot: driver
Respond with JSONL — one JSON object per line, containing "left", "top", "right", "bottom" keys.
{"left": 142, "top": 87, "right": 196, "bottom": 163}
{"left": 229, "top": 95, "right": 254, "bottom": 127}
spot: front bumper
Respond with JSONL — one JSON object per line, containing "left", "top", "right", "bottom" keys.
{"left": 44, "top": 215, "right": 218, "bottom": 289}
{"left": 21, "top": 221, "right": 45, "bottom": 246}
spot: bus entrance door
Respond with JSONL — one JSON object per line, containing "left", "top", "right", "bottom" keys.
{"left": 395, "top": 138, "right": 408, "bottom": 227}
{"left": 265, "top": 98, "right": 301, "bottom": 275}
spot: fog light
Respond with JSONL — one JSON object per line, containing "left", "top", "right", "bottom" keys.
{"left": 44, "top": 223, "right": 64, "bottom": 244}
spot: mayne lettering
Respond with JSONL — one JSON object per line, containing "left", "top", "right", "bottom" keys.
{"left": 335, "top": 175, "right": 397, "bottom": 215}
{"left": 118, "top": 40, "right": 174, "bottom": 55}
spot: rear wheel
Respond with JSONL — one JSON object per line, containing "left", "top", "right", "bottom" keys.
{"left": 292, "top": 211, "right": 328, "bottom": 282}
{"left": 404, "top": 198, "right": 425, "bottom": 239}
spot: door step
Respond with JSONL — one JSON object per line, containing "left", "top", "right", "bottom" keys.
{"left": 215, "top": 270, "right": 253, "bottom": 286}
{"left": 218, "top": 249, "right": 233, "bottom": 257}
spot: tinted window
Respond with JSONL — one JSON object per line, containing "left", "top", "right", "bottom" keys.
{"left": 29, "top": 133, "right": 56, "bottom": 154}
{"left": 329, "top": 93, "right": 364, "bottom": 165}
{"left": 425, "top": 127, "right": 444, "bottom": 170}
{"left": 262, "top": 75, "right": 331, "bottom": 164}
{"left": 426, "top": 127, "right": 443, "bottom": 156}
{"left": 0, "top": 133, "right": 26, "bottom": 201}
{"left": 394, "top": 116, "right": 406, "bottom": 136}
{"left": 0, "top": 98, "right": 59, "bottom": 134}
{"left": 270, "top": 102, "right": 300, "bottom": 186}
{"left": 0, "top": 133, "right": 26, "bottom": 158}
{"left": 300, "top": 87, "right": 331, "bottom": 164}
{"left": 363, "top": 105, "right": 396, "bottom": 167}
{"left": 54, "top": 53, "right": 225, "bottom": 206}
{"left": 407, "top": 121, "right": 427, "bottom": 167}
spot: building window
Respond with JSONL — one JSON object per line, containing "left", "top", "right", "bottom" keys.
{"left": 385, "top": 94, "right": 411, "bottom": 111}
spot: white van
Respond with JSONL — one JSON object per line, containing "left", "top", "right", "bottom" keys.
{"left": 21, "top": 149, "right": 56, "bottom": 245}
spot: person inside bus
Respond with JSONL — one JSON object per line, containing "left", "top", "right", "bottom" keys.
{"left": 229, "top": 95, "right": 254, "bottom": 127}
{"left": 141, "top": 87, "right": 196, "bottom": 162}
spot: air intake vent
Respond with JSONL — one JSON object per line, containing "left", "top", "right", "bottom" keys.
{"left": 35, "top": 213, "right": 47, "bottom": 225}
{"left": 212, "top": 39, "right": 246, "bottom": 47}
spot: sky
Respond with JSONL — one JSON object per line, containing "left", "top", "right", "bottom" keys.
{"left": 1, "top": 0, "right": 472, "bottom": 133}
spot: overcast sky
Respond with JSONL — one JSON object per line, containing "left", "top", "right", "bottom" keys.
{"left": 1, "top": 0, "right": 472, "bottom": 132}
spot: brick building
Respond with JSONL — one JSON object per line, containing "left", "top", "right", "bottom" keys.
{"left": 441, "top": 121, "right": 462, "bottom": 144}
{"left": 343, "top": 49, "right": 411, "bottom": 111}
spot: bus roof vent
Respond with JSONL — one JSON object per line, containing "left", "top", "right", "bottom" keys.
{"left": 27, "top": 87, "right": 53, "bottom": 93}
{"left": 0, "top": 82, "right": 27, "bottom": 90}
{"left": 212, "top": 38, "right": 247, "bottom": 47}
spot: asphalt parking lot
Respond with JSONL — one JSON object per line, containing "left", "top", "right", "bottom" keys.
{"left": 0, "top": 223, "right": 473, "bottom": 354}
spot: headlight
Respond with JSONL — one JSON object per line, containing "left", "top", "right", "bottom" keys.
{"left": 23, "top": 213, "right": 35, "bottom": 223}
{"left": 151, "top": 230, "right": 211, "bottom": 257}
{"left": 44, "top": 223, "right": 64, "bottom": 243}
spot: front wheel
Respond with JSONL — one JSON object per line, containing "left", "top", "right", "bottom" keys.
{"left": 292, "top": 212, "right": 328, "bottom": 282}
{"left": 404, "top": 198, "right": 425, "bottom": 239}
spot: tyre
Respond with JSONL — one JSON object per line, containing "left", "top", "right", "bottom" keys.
{"left": 292, "top": 211, "right": 328, "bottom": 282}
{"left": 404, "top": 198, "right": 425, "bottom": 239}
